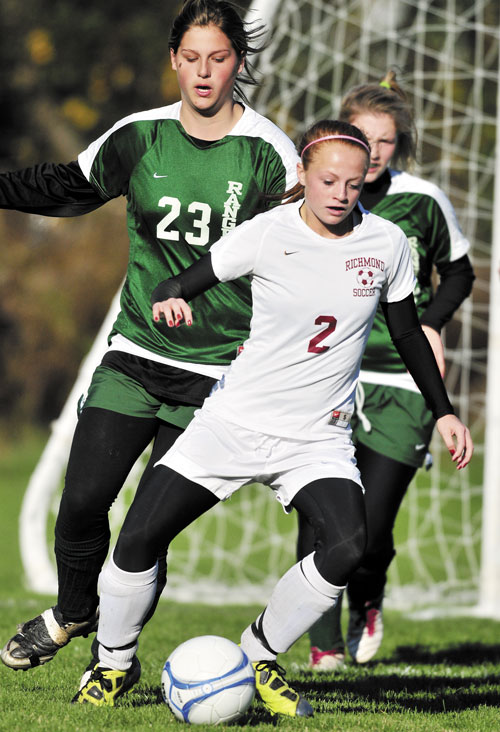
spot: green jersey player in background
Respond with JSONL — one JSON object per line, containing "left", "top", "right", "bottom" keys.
{"left": 298, "top": 70, "right": 475, "bottom": 671}
{"left": 0, "top": 0, "right": 298, "bottom": 676}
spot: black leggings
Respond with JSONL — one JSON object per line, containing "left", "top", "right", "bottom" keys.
{"left": 297, "top": 441, "right": 416, "bottom": 600}
{"left": 114, "top": 471, "right": 367, "bottom": 590}
{"left": 54, "top": 407, "right": 183, "bottom": 621}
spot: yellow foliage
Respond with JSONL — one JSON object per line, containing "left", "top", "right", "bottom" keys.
{"left": 26, "top": 29, "right": 54, "bottom": 65}
{"left": 61, "top": 97, "right": 99, "bottom": 131}
{"left": 111, "top": 64, "right": 135, "bottom": 89}
{"left": 160, "top": 61, "right": 179, "bottom": 102}
{"left": 89, "top": 77, "right": 110, "bottom": 105}
{"left": 0, "top": 202, "right": 128, "bottom": 425}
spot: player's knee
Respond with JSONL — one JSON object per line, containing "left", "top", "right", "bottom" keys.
{"left": 339, "top": 522, "right": 367, "bottom": 576}
{"left": 314, "top": 521, "right": 367, "bottom": 585}
{"left": 56, "top": 486, "right": 110, "bottom": 539}
{"left": 114, "top": 526, "right": 163, "bottom": 572}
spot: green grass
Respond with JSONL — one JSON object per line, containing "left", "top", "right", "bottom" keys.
{"left": 1, "top": 432, "right": 499, "bottom": 731}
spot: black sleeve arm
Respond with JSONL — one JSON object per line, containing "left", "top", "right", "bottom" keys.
{"left": 0, "top": 160, "right": 108, "bottom": 216}
{"left": 381, "top": 293, "right": 454, "bottom": 419}
{"left": 151, "top": 253, "right": 220, "bottom": 304}
{"left": 419, "top": 254, "right": 475, "bottom": 333}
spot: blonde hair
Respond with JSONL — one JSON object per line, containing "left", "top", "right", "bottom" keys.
{"left": 339, "top": 70, "right": 417, "bottom": 170}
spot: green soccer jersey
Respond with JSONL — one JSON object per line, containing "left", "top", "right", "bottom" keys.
{"left": 360, "top": 170, "right": 470, "bottom": 374}
{"left": 78, "top": 101, "right": 298, "bottom": 366}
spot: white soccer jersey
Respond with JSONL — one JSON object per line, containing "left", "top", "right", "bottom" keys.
{"left": 205, "top": 200, "right": 416, "bottom": 440}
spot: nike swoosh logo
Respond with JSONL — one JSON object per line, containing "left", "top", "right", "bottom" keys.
{"left": 153, "top": 172, "right": 168, "bottom": 178}
{"left": 284, "top": 250, "right": 299, "bottom": 256}
{"left": 415, "top": 444, "right": 426, "bottom": 450}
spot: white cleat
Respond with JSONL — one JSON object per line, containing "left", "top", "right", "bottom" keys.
{"left": 347, "top": 597, "right": 383, "bottom": 663}
{"left": 309, "top": 646, "right": 346, "bottom": 671}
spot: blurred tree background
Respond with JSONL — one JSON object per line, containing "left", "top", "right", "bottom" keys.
{"left": 0, "top": 0, "right": 252, "bottom": 432}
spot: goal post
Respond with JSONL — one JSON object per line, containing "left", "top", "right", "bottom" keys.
{"left": 19, "top": 0, "right": 500, "bottom": 615}
{"left": 478, "top": 58, "right": 500, "bottom": 618}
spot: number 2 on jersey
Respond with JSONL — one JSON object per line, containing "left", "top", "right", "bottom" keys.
{"left": 308, "top": 315, "right": 337, "bottom": 353}
{"left": 157, "top": 196, "right": 211, "bottom": 246}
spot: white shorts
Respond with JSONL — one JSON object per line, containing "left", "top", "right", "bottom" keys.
{"left": 156, "top": 409, "right": 362, "bottom": 512}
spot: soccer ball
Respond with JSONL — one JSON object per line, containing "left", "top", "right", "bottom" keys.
{"left": 357, "top": 268, "right": 374, "bottom": 286}
{"left": 161, "top": 635, "right": 255, "bottom": 725}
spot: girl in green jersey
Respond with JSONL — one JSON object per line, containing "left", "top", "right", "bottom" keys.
{"left": 298, "top": 70, "right": 475, "bottom": 670}
{"left": 0, "top": 0, "right": 298, "bottom": 673}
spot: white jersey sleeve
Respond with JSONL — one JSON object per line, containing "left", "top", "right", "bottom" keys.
{"left": 427, "top": 183, "right": 470, "bottom": 260}
{"left": 209, "top": 213, "right": 270, "bottom": 281}
{"left": 387, "top": 171, "right": 470, "bottom": 261}
{"left": 378, "top": 222, "right": 416, "bottom": 303}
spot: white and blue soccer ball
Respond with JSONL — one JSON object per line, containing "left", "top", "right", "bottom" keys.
{"left": 161, "top": 635, "right": 255, "bottom": 725}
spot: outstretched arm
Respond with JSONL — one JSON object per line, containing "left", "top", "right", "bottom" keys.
{"left": 0, "top": 161, "right": 106, "bottom": 216}
{"left": 381, "top": 294, "right": 473, "bottom": 469}
{"left": 151, "top": 253, "right": 220, "bottom": 327}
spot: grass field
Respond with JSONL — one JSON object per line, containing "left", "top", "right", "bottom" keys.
{"left": 1, "top": 432, "right": 499, "bottom": 731}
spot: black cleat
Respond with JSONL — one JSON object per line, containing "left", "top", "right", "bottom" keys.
{"left": 1, "top": 606, "right": 98, "bottom": 670}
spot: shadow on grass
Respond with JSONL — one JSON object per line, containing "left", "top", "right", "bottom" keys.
{"left": 128, "top": 684, "right": 278, "bottom": 725}
{"left": 124, "top": 643, "right": 500, "bottom": 718}
{"left": 391, "top": 641, "right": 500, "bottom": 665}
{"left": 295, "top": 642, "right": 500, "bottom": 714}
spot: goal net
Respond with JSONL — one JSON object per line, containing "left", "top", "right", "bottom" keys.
{"left": 21, "top": 0, "right": 500, "bottom": 614}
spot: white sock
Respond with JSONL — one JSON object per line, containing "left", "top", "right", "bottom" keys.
{"left": 97, "top": 554, "right": 158, "bottom": 671}
{"left": 241, "top": 552, "right": 345, "bottom": 662}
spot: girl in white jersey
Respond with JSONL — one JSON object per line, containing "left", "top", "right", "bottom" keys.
{"left": 299, "top": 71, "right": 475, "bottom": 671}
{"left": 73, "top": 120, "right": 472, "bottom": 717}
{"left": 0, "top": 0, "right": 298, "bottom": 675}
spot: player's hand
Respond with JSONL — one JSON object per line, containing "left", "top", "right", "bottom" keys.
{"left": 436, "top": 414, "right": 473, "bottom": 469}
{"left": 152, "top": 298, "right": 193, "bottom": 327}
{"left": 422, "top": 325, "right": 446, "bottom": 378}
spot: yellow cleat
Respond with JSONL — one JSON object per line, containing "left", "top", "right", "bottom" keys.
{"left": 72, "top": 659, "right": 141, "bottom": 706}
{"left": 253, "top": 660, "right": 313, "bottom": 717}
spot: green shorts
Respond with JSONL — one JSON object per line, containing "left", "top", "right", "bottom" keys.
{"left": 79, "top": 365, "right": 198, "bottom": 429}
{"left": 352, "top": 381, "right": 435, "bottom": 468}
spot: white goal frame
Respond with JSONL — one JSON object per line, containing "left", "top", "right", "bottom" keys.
{"left": 478, "top": 72, "right": 500, "bottom": 618}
